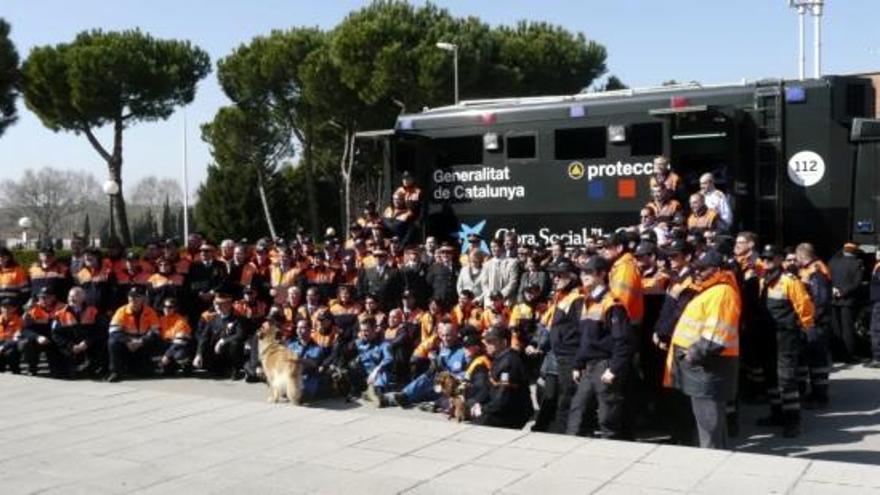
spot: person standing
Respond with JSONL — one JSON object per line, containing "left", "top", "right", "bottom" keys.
{"left": 868, "top": 252, "right": 880, "bottom": 368}
{"left": 665, "top": 250, "right": 740, "bottom": 449}
{"left": 566, "top": 256, "right": 633, "bottom": 438}
{"left": 795, "top": 243, "right": 833, "bottom": 406}
{"left": 541, "top": 260, "right": 584, "bottom": 434}
{"left": 757, "top": 245, "right": 814, "bottom": 438}
{"left": 828, "top": 242, "right": 864, "bottom": 363}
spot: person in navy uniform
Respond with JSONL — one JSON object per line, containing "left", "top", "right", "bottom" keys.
{"left": 565, "top": 256, "right": 633, "bottom": 438}
{"left": 470, "top": 325, "right": 533, "bottom": 429}
{"left": 382, "top": 318, "right": 468, "bottom": 408}
{"left": 348, "top": 317, "right": 393, "bottom": 403}
{"left": 194, "top": 293, "right": 247, "bottom": 380}
{"left": 288, "top": 317, "right": 332, "bottom": 400}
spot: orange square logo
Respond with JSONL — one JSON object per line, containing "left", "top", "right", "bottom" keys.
{"left": 618, "top": 179, "right": 636, "bottom": 198}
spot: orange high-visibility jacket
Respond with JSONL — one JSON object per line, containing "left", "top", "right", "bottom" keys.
{"left": 609, "top": 253, "right": 644, "bottom": 324}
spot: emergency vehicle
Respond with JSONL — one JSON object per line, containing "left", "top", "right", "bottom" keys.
{"left": 364, "top": 75, "right": 880, "bottom": 258}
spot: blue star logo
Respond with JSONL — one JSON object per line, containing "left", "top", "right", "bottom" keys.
{"left": 457, "top": 220, "right": 488, "bottom": 252}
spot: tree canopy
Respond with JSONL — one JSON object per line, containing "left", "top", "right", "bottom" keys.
{"left": 0, "top": 19, "right": 19, "bottom": 137}
{"left": 196, "top": 105, "right": 293, "bottom": 241}
{"left": 198, "top": 0, "right": 611, "bottom": 239}
{"left": 20, "top": 29, "right": 211, "bottom": 245}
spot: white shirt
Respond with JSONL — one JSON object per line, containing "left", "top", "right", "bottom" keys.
{"left": 703, "top": 188, "right": 732, "bottom": 230}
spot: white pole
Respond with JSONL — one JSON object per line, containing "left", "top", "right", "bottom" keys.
{"left": 453, "top": 46, "right": 459, "bottom": 105}
{"left": 182, "top": 107, "right": 190, "bottom": 241}
{"left": 813, "top": 3, "right": 822, "bottom": 78}
{"left": 798, "top": 6, "right": 806, "bottom": 79}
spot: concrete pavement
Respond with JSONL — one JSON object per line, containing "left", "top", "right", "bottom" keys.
{"left": 0, "top": 367, "right": 879, "bottom": 494}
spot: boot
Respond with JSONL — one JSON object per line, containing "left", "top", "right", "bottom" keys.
{"left": 782, "top": 411, "right": 802, "bottom": 438}
{"left": 756, "top": 405, "right": 784, "bottom": 427}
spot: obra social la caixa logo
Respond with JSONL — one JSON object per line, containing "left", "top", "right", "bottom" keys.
{"left": 456, "top": 220, "right": 489, "bottom": 252}
{"left": 567, "top": 160, "right": 655, "bottom": 199}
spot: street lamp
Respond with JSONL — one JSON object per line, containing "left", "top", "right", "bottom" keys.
{"left": 788, "top": 0, "right": 825, "bottom": 79}
{"left": 17, "top": 217, "right": 32, "bottom": 249}
{"left": 436, "top": 42, "right": 459, "bottom": 105}
{"left": 102, "top": 179, "right": 120, "bottom": 241}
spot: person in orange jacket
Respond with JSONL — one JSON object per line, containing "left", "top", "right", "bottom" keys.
{"left": 157, "top": 297, "right": 194, "bottom": 376}
{"left": 756, "top": 245, "right": 814, "bottom": 438}
{"left": 106, "top": 286, "right": 161, "bottom": 382}
{"left": 0, "top": 298, "right": 23, "bottom": 374}
{"left": 601, "top": 232, "right": 644, "bottom": 328}
{"left": 665, "top": 250, "right": 740, "bottom": 449}
{"left": 0, "top": 247, "right": 30, "bottom": 306}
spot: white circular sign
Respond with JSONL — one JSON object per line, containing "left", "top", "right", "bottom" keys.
{"left": 787, "top": 150, "right": 825, "bottom": 187}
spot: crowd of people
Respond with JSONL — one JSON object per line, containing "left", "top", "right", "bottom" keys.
{"left": 1, "top": 156, "right": 879, "bottom": 450}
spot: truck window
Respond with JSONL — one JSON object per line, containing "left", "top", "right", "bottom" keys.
{"left": 506, "top": 134, "right": 537, "bottom": 160}
{"left": 434, "top": 135, "right": 483, "bottom": 167}
{"left": 630, "top": 123, "right": 663, "bottom": 156}
{"left": 555, "top": 127, "right": 606, "bottom": 160}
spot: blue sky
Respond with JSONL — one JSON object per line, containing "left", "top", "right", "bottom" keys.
{"left": 2, "top": 0, "right": 878, "bottom": 198}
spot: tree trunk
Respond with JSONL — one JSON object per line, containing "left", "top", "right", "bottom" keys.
{"left": 112, "top": 119, "right": 132, "bottom": 246}
{"left": 83, "top": 119, "right": 132, "bottom": 245}
{"left": 340, "top": 128, "right": 357, "bottom": 236}
{"left": 255, "top": 167, "right": 277, "bottom": 239}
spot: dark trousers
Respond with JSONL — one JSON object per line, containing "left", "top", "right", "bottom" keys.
{"left": 831, "top": 305, "right": 856, "bottom": 361}
{"left": 769, "top": 330, "right": 804, "bottom": 426}
{"left": 0, "top": 340, "right": 21, "bottom": 373}
{"left": 871, "top": 303, "right": 880, "bottom": 361}
{"left": 566, "top": 360, "right": 626, "bottom": 438}
{"left": 108, "top": 333, "right": 157, "bottom": 376}
{"left": 158, "top": 340, "right": 194, "bottom": 370}
{"left": 202, "top": 338, "right": 245, "bottom": 375}
{"left": 549, "top": 356, "right": 578, "bottom": 434}
{"left": 19, "top": 330, "right": 63, "bottom": 376}
{"left": 661, "top": 388, "right": 696, "bottom": 445}
{"left": 804, "top": 325, "right": 831, "bottom": 400}
{"left": 531, "top": 373, "right": 558, "bottom": 433}
{"left": 56, "top": 332, "right": 108, "bottom": 376}
{"left": 691, "top": 396, "right": 727, "bottom": 449}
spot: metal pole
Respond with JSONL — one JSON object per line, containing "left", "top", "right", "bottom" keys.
{"left": 182, "top": 107, "right": 190, "bottom": 241}
{"left": 798, "top": 6, "right": 806, "bottom": 79}
{"left": 453, "top": 46, "right": 459, "bottom": 105}
{"left": 813, "top": 4, "right": 822, "bottom": 78}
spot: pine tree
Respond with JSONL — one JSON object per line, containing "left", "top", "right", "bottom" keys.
{"left": 82, "top": 214, "right": 91, "bottom": 246}
{"left": 160, "top": 195, "right": 174, "bottom": 238}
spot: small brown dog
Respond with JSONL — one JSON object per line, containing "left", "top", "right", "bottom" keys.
{"left": 434, "top": 371, "right": 468, "bottom": 422}
{"left": 257, "top": 322, "right": 303, "bottom": 405}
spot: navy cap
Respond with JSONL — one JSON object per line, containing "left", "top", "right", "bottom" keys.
{"left": 760, "top": 244, "right": 783, "bottom": 260}
{"left": 483, "top": 325, "right": 511, "bottom": 342}
{"left": 693, "top": 250, "right": 724, "bottom": 270}
{"left": 549, "top": 260, "right": 578, "bottom": 275}
{"left": 128, "top": 286, "right": 146, "bottom": 298}
{"left": 579, "top": 256, "right": 611, "bottom": 274}
{"left": 634, "top": 242, "right": 656, "bottom": 257}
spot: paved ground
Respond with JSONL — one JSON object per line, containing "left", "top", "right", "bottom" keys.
{"left": 0, "top": 365, "right": 878, "bottom": 494}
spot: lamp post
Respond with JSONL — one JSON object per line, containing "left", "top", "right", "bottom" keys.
{"left": 17, "top": 217, "right": 32, "bottom": 249}
{"left": 102, "top": 179, "right": 120, "bottom": 241}
{"left": 788, "top": 0, "right": 825, "bottom": 79}
{"left": 436, "top": 42, "right": 459, "bottom": 105}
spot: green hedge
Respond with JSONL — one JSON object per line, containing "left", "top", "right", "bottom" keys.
{"left": 9, "top": 249, "right": 143, "bottom": 267}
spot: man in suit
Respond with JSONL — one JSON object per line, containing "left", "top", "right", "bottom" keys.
{"left": 356, "top": 248, "right": 402, "bottom": 312}
{"left": 828, "top": 242, "right": 865, "bottom": 363}
{"left": 426, "top": 245, "right": 458, "bottom": 309}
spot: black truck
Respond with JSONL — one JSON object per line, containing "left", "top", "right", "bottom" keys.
{"left": 366, "top": 75, "right": 880, "bottom": 259}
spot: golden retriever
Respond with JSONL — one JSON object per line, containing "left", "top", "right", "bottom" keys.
{"left": 256, "top": 322, "right": 303, "bottom": 405}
